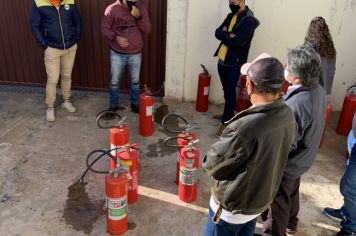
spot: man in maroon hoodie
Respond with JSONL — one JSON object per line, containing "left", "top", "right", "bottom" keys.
{"left": 102, "top": 0, "right": 151, "bottom": 114}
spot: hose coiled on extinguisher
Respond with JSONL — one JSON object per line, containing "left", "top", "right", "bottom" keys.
{"left": 163, "top": 136, "right": 199, "bottom": 148}
{"left": 79, "top": 145, "right": 140, "bottom": 182}
{"left": 96, "top": 110, "right": 127, "bottom": 129}
{"left": 142, "top": 84, "right": 164, "bottom": 96}
{"left": 347, "top": 85, "right": 356, "bottom": 95}
{"left": 161, "top": 113, "right": 192, "bottom": 133}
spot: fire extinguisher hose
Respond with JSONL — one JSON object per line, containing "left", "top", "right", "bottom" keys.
{"left": 96, "top": 111, "right": 127, "bottom": 129}
{"left": 347, "top": 84, "right": 356, "bottom": 94}
{"left": 163, "top": 136, "right": 199, "bottom": 148}
{"left": 79, "top": 145, "right": 139, "bottom": 182}
{"left": 162, "top": 113, "right": 191, "bottom": 133}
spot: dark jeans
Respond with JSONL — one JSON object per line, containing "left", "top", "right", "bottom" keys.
{"left": 218, "top": 61, "right": 240, "bottom": 123}
{"left": 340, "top": 142, "right": 356, "bottom": 232}
{"left": 204, "top": 207, "right": 257, "bottom": 236}
{"left": 263, "top": 175, "right": 301, "bottom": 236}
{"left": 109, "top": 49, "right": 142, "bottom": 109}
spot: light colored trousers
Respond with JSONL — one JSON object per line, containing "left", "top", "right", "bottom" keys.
{"left": 44, "top": 44, "right": 77, "bottom": 108}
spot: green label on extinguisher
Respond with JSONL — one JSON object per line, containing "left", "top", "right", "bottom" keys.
{"left": 106, "top": 196, "right": 127, "bottom": 220}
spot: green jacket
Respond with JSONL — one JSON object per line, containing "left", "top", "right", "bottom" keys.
{"left": 203, "top": 99, "right": 296, "bottom": 215}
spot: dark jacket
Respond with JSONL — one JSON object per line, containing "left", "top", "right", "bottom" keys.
{"left": 203, "top": 99, "right": 296, "bottom": 215}
{"left": 30, "top": 0, "right": 81, "bottom": 49}
{"left": 214, "top": 7, "right": 260, "bottom": 67}
{"left": 284, "top": 84, "right": 327, "bottom": 179}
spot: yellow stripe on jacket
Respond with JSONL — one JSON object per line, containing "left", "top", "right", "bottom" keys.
{"left": 218, "top": 14, "right": 237, "bottom": 62}
{"left": 35, "top": 0, "right": 75, "bottom": 7}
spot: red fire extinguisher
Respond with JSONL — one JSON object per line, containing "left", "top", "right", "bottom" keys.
{"left": 336, "top": 85, "right": 356, "bottom": 136}
{"left": 105, "top": 168, "right": 128, "bottom": 235}
{"left": 179, "top": 140, "right": 199, "bottom": 203}
{"left": 196, "top": 64, "right": 211, "bottom": 112}
{"left": 319, "top": 104, "right": 332, "bottom": 147}
{"left": 111, "top": 145, "right": 139, "bottom": 205}
{"left": 162, "top": 114, "right": 198, "bottom": 185}
{"left": 236, "top": 75, "right": 251, "bottom": 112}
{"left": 139, "top": 84, "right": 154, "bottom": 137}
{"left": 163, "top": 136, "right": 199, "bottom": 203}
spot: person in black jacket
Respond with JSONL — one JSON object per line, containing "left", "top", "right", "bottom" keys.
{"left": 213, "top": 0, "right": 259, "bottom": 136}
{"left": 203, "top": 53, "right": 296, "bottom": 236}
{"left": 264, "top": 45, "right": 327, "bottom": 236}
{"left": 30, "top": 0, "right": 81, "bottom": 122}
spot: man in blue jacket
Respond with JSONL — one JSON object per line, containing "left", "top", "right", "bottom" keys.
{"left": 213, "top": 0, "right": 259, "bottom": 136}
{"left": 30, "top": 0, "right": 81, "bottom": 122}
{"left": 264, "top": 45, "right": 327, "bottom": 236}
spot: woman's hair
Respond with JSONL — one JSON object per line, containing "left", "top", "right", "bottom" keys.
{"left": 304, "top": 16, "right": 336, "bottom": 59}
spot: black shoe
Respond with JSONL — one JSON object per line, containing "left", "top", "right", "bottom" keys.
{"left": 336, "top": 228, "right": 356, "bottom": 236}
{"left": 131, "top": 104, "right": 139, "bottom": 114}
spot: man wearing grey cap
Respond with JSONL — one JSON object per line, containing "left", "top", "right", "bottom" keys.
{"left": 202, "top": 53, "right": 296, "bottom": 236}
{"left": 323, "top": 112, "right": 356, "bottom": 236}
{"left": 264, "top": 45, "right": 327, "bottom": 236}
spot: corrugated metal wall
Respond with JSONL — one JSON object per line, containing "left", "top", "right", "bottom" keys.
{"left": 0, "top": 0, "right": 166, "bottom": 93}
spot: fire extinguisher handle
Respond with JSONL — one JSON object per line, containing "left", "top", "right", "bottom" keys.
{"left": 161, "top": 113, "right": 190, "bottom": 133}
{"left": 200, "top": 64, "right": 209, "bottom": 75}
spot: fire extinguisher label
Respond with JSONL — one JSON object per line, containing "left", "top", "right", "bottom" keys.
{"left": 204, "top": 86, "right": 209, "bottom": 96}
{"left": 184, "top": 158, "right": 195, "bottom": 168}
{"left": 128, "top": 170, "right": 138, "bottom": 191}
{"left": 146, "top": 106, "right": 153, "bottom": 116}
{"left": 106, "top": 196, "right": 127, "bottom": 220}
{"left": 180, "top": 167, "right": 197, "bottom": 186}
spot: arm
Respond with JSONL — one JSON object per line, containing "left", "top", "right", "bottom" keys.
{"left": 136, "top": 5, "right": 151, "bottom": 34}
{"left": 215, "top": 17, "right": 230, "bottom": 41}
{"left": 30, "top": 2, "right": 47, "bottom": 49}
{"left": 101, "top": 7, "right": 116, "bottom": 41}
{"left": 202, "top": 127, "right": 249, "bottom": 180}
{"left": 72, "top": 4, "right": 82, "bottom": 43}
{"left": 221, "top": 18, "right": 256, "bottom": 49}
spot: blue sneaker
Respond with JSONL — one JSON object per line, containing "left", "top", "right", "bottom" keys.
{"left": 324, "top": 207, "right": 343, "bottom": 222}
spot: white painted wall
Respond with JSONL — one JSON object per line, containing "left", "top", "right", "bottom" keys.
{"left": 165, "top": 0, "right": 356, "bottom": 110}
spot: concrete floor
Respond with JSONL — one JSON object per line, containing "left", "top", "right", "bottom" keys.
{"left": 0, "top": 89, "right": 348, "bottom": 236}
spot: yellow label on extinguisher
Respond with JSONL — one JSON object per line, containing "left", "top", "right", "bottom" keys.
{"left": 120, "top": 160, "right": 132, "bottom": 166}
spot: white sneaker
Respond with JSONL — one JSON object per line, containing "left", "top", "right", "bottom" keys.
{"left": 46, "top": 108, "right": 55, "bottom": 122}
{"left": 61, "top": 101, "right": 77, "bottom": 113}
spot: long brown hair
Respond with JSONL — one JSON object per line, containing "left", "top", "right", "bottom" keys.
{"left": 304, "top": 16, "right": 336, "bottom": 59}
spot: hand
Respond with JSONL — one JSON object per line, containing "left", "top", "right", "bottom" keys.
{"left": 229, "top": 33, "right": 236, "bottom": 38}
{"left": 222, "top": 26, "right": 227, "bottom": 32}
{"left": 116, "top": 36, "right": 129, "bottom": 48}
{"left": 131, "top": 6, "right": 141, "bottom": 18}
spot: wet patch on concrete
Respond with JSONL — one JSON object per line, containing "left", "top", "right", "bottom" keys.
{"left": 63, "top": 181, "right": 105, "bottom": 234}
{"left": 146, "top": 138, "right": 176, "bottom": 158}
{"left": 128, "top": 221, "right": 137, "bottom": 230}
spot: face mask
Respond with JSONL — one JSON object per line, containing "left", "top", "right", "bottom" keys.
{"left": 229, "top": 4, "right": 241, "bottom": 13}
{"left": 126, "top": 0, "right": 136, "bottom": 9}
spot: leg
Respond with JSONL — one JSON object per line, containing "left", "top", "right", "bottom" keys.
{"left": 127, "top": 52, "right": 142, "bottom": 107}
{"left": 237, "top": 218, "right": 257, "bottom": 236}
{"left": 60, "top": 44, "right": 77, "bottom": 102}
{"left": 340, "top": 164, "right": 356, "bottom": 233}
{"left": 109, "top": 50, "right": 127, "bottom": 109}
{"left": 218, "top": 62, "right": 239, "bottom": 123}
{"left": 264, "top": 175, "right": 298, "bottom": 236}
{"left": 288, "top": 177, "right": 301, "bottom": 230}
{"left": 44, "top": 47, "right": 61, "bottom": 108}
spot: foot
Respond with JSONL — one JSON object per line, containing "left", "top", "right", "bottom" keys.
{"left": 46, "top": 108, "right": 55, "bottom": 122}
{"left": 131, "top": 104, "right": 139, "bottom": 114}
{"left": 212, "top": 114, "right": 223, "bottom": 120}
{"left": 61, "top": 101, "right": 77, "bottom": 113}
{"left": 324, "top": 207, "right": 343, "bottom": 222}
{"left": 336, "top": 227, "right": 356, "bottom": 236}
{"left": 286, "top": 226, "right": 297, "bottom": 234}
{"left": 216, "top": 124, "right": 227, "bottom": 137}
